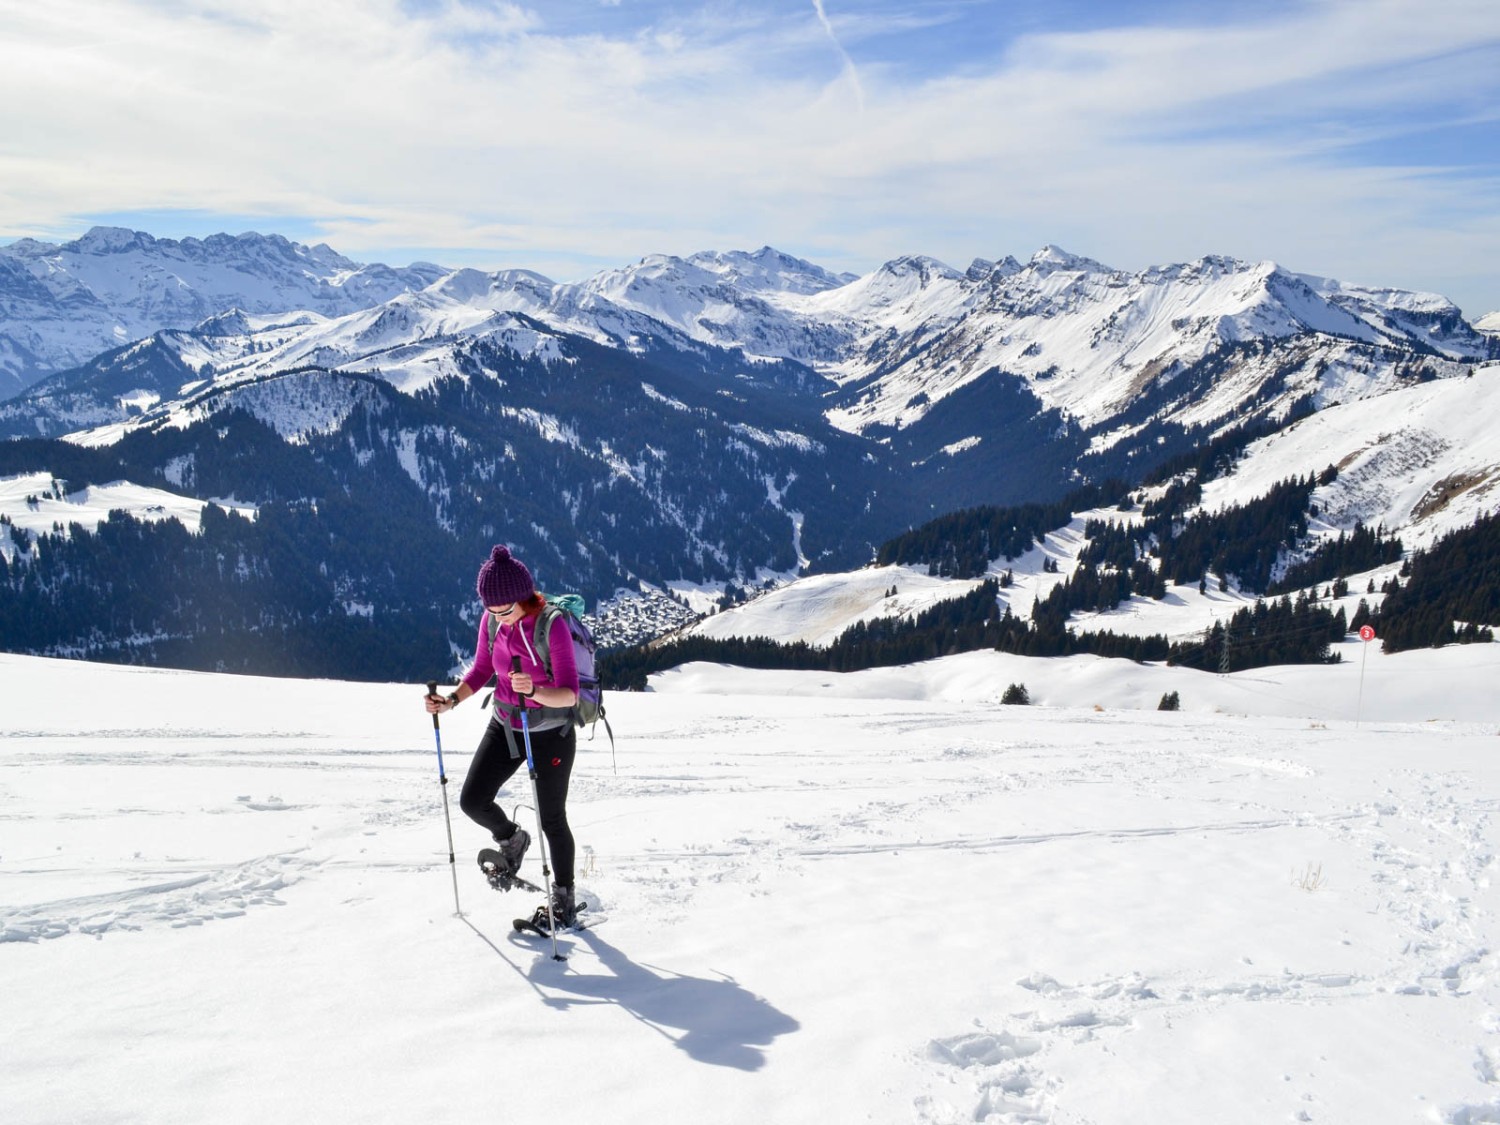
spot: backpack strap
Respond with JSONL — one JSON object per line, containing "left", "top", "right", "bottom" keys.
{"left": 594, "top": 706, "right": 617, "bottom": 776}
{"left": 530, "top": 603, "right": 574, "bottom": 726}
{"left": 532, "top": 602, "right": 563, "bottom": 681}
{"left": 499, "top": 710, "right": 524, "bottom": 760}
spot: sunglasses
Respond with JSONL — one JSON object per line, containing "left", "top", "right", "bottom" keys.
{"left": 486, "top": 603, "right": 519, "bottom": 615}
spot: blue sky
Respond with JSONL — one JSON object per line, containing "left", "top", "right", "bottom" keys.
{"left": 2, "top": 0, "right": 1498, "bottom": 315}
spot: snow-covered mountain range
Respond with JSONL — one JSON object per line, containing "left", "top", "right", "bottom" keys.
{"left": 4, "top": 230, "right": 1493, "bottom": 445}
{"left": 819, "top": 249, "right": 1491, "bottom": 433}
{"left": 0, "top": 226, "right": 1496, "bottom": 675}
{"left": 5, "top": 231, "right": 1493, "bottom": 536}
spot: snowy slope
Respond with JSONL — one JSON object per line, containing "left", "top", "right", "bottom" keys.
{"left": 684, "top": 505, "right": 1250, "bottom": 650}
{"left": 690, "top": 564, "right": 987, "bottom": 647}
{"left": 3, "top": 649, "right": 1500, "bottom": 1125}
{"left": 0, "top": 470, "right": 255, "bottom": 563}
{"left": 63, "top": 368, "right": 398, "bottom": 449}
{"left": 686, "top": 363, "right": 1500, "bottom": 653}
{"left": 1196, "top": 365, "right": 1500, "bottom": 551}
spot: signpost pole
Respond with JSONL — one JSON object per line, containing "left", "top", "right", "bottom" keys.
{"left": 1355, "top": 625, "right": 1376, "bottom": 727}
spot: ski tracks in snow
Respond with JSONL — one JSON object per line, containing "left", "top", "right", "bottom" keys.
{"left": 0, "top": 853, "right": 310, "bottom": 943}
{"left": 912, "top": 749, "right": 1500, "bottom": 1125}
{"left": 913, "top": 966, "right": 1391, "bottom": 1125}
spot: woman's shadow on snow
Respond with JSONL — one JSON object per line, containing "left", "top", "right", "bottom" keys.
{"left": 528, "top": 928, "right": 800, "bottom": 1070}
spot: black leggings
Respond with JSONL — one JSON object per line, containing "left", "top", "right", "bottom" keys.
{"left": 459, "top": 718, "right": 577, "bottom": 888}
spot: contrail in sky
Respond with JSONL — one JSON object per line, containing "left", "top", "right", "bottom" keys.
{"left": 811, "top": 0, "right": 865, "bottom": 110}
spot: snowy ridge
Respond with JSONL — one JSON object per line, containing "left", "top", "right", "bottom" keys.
{"left": 575, "top": 247, "right": 856, "bottom": 363}
{"left": 64, "top": 368, "right": 391, "bottom": 448}
{"left": 6, "top": 231, "right": 1494, "bottom": 457}
{"left": 822, "top": 248, "right": 1493, "bottom": 434}
{"left": 0, "top": 227, "right": 445, "bottom": 398}
{"left": 20, "top": 266, "right": 740, "bottom": 423}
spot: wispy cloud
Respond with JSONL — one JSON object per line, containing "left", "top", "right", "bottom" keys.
{"left": 811, "top": 0, "right": 865, "bottom": 110}
{"left": 0, "top": 0, "right": 1497, "bottom": 313}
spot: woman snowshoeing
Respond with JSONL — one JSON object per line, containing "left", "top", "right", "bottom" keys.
{"left": 424, "top": 545, "right": 581, "bottom": 929}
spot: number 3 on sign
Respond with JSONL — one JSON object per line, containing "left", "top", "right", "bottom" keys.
{"left": 1359, "top": 625, "right": 1376, "bottom": 642}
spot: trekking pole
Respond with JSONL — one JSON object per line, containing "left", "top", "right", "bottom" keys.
{"left": 427, "top": 680, "right": 463, "bottom": 916}
{"left": 513, "top": 657, "right": 565, "bottom": 962}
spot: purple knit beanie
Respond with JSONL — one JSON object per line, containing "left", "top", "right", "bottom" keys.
{"left": 475, "top": 545, "right": 535, "bottom": 605}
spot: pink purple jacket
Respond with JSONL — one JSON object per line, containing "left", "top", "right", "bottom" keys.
{"left": 461, "top": 608, "right": 579, "bottom": 729}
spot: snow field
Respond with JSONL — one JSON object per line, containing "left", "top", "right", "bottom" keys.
{"left": 2, "top": 651, "right": 1500, "bottom": 1123}
{"left": 0, "top": 471, "right": 257, "bottom": 562}
{"left": 690, "top": 564, "right": 984, "bottom": 648}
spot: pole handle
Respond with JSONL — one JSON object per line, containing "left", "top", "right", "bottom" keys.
{"left": 510, "top": 658, "right": 530, "bottom": 719}
{"left": 427, "top": 680, "right": 440, "bottom": 730}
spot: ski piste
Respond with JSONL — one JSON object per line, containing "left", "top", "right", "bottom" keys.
{"left": 476, "top": 848, "right": 544, "bottom": 895}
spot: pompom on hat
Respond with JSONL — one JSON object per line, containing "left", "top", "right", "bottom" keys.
{"left": 476, "top": 545, "right": 535, "bottom": 605}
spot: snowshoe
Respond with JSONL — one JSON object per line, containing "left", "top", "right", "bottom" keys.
{"left": 477, "top": 848, "right": 543, "bottom": 894}
{"left": 513, "top": 883, "right": 587, "bottom": 936}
